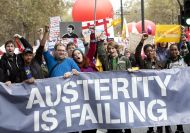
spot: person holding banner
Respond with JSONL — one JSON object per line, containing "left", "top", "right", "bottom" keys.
{"left": 97, "top": 40, "right": 131, "bottom": 71}
{"left": 165, "top": 44, "right": 187, "bottom": 133}
{"left": 97, "top": 38, "right": 131, "bottom": 133}
{"left": 135, "top": 34, "right": 172, "bottom": 133}
{"left": 179, "top": 35, "right": 190, "bottom": 66}
{"left": 72, "top": 47, "right": 97, "bottom": 72}
{"left": 40, "top": 26, "right": 80, "bottom": 78}
{"left": 179, "top": 35, "right": 190, "bottom": 57}
{"left": 15, "top": 34, "right": 45, "bottom": 83}
{"left": 20, "top": 47, "right": 45, "bottom": 83}
{"left": 165, "top": 44, "right": 188, "bottom": 69}
{"left": 72, "top": 30, "right": 97, "bottom": 72}
{"left": 135, "top": 33, "right": 163, "bottom": 69}
{"left": 71, "top": 29, "right": 97, "bottom": 133}
{"left": 67, "top": 42, "right": 77, "bottom": 58}
{"left": 0, "top": 68, "right": 4, "bottom": 82}
{"left": 0, "top": 34, "right": 34, "bottom": 85}
{"left": 124, "top": 48, "right": 136, "bottom": 67}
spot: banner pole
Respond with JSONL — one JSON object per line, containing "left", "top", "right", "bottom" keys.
{"left": 94, "top": 0, "right": 97, "bottom": 34}
{"left": 141, "top": 0, "right": 145, "bottom": 33}
{"left": 120, "top": 0, "right": 124, "bottom": 33}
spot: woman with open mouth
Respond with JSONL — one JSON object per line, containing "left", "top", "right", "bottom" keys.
{"left": 72, "top": 30, "right": 97, "bottom": 73}
{"left": 71, "top": 31, "right": 98, "bottom": 133}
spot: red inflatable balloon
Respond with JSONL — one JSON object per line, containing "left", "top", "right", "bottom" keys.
{"left": 72, "top": 0, "right": 114, "bottom": 22}
{"left": 136, "top": 20, "right": 156, "bottom": 35}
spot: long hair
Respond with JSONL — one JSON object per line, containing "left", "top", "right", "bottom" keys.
{"left": 72, "top": 49, "right": 90, "bottom": 68}
{"left": 77, "top": 56, "right": 90, "bottom": 68}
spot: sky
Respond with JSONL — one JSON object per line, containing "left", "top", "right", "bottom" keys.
{"left": 66, "top": 0, "right": 128, "bottom": 15}
{"left": 67, "top": 0, "right": 128, "bottom": 11}
{"left": 110, "top": 0, "right": 121, "bottom": 10}
{"left": 110, "top": 0, "right": 129, "bottom": 11}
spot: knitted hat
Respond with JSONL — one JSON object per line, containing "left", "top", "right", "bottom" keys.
{"left": 72, "top": 48, "right": 84, "bottom": 58}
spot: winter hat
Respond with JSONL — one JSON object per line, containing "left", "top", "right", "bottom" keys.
{"left": 72, "top": 48, "right": 84, "bottom": 58}
{"left": 23, "top": 47, "right": 33, "bottom": 54}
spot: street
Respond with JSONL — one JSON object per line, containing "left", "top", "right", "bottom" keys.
{"left": 96, "top": 125, "right": 190, "bottom": 133}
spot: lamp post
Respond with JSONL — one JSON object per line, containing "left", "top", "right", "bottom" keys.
{"left": 120, "top": 0, "right": 124, "bottom": 32}
{"left": 141, "top": 0, "right": 145, "bottom": 33}
{"left": 94, "top": 0, "right": 97, "bottom": 25}
{"left": 176, "top": 0, "right": 183, "bottom": 24}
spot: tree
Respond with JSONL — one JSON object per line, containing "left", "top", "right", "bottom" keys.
{"left": 144, "top": 0, "right": 181, "bottom": 24}
{"left": 124, "top": 0, "right": 141, "bottom": 23}
{"left": 0, "top": 0, "right": 71, "bottom": 46}
{"left": 121, "top": 0, "right": 182, "bottom": 24}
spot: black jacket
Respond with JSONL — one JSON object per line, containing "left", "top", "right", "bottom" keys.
{"left": 0, "top": 37, "right": 32, "bottom": 83}
{"left": 0, "top": 37, "right": 44, "bottom": 83}
{"left": 20, "top": 45, "right": 45, "bottom": 81}
{"left": 0, "top": 53, "right": 23, "bottom": 83}
{"left": 135, "top": 41, "right": 163, "bottom": 69}
{"left": 0, "top": 67, "right": 4, "bottom": 82}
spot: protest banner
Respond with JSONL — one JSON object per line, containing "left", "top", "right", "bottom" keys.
{"left": 128, "top": 33, "right": 154, "bottom": 53}
{"left": 82, "top": 18, "right": 115, "bottom": 42}
{"left": 0, "top": 68, "right": 190, "bottom": 133}
{"left": 48, "top": 16, "right": 61, "bottom": 51}
{"left": 60, "top": 22, "right": 82, "bottom": 38}
{"left": 49, "top": 16, "right": 61, "bottom": 41}
{"left": 155, "top": 25, "right": 181, "bottom": 43}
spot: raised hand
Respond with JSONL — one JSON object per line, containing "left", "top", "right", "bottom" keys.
{"left": 141, "top": 33, "right": 148, "bottom": 41}
{"left": 44, "top": 26, "right": 49, "bottom": 33}
{"left": 14, "top": 34, "right": 22, "bottom": 39}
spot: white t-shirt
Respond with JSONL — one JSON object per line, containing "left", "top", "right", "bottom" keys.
{"left": 168, "top": 58, "right": 188, "bottom": 69}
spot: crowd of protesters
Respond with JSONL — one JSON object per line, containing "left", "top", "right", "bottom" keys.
{"left": 0, "top": 25, "right": 189, "bottom": 133}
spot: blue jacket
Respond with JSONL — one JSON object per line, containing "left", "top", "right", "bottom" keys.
{"left": 43, "top": 51, "right": 80, "bottom": 77}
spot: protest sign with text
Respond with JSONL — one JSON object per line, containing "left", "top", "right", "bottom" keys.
{"left": 0, "top": 68, "right": 190, "bottom": 133}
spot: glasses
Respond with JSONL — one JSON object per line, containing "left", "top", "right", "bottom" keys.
{"left": 56, "top": 49, "right": 67, "bottom": 53}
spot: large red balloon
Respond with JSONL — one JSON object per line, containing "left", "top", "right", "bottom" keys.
{"left": 136, "top": 20, "right": 156, "bottom": 35}
{"left": 72, "top": 0, "right": 114, "bottom": 22}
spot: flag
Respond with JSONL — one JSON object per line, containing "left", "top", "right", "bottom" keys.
{"left": 111, "top": 18, "right": 121, "bottom": 27}
{"left": 82, "top": 18, "right": 115, "bottom": 39}
{"left": 121, "top": 18, "right": 129, "bottom": 39}
{"left": 15, "top": 38, "right": 24, "bottom": 52}
{"left": 95, "top": 55, "right": 103, "bottom": 72}
{"left": 132, "top": 22, "right": 139, "bottom": 34}
{"left": 155, "top": 25, "right": 181, "bottom": 43}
